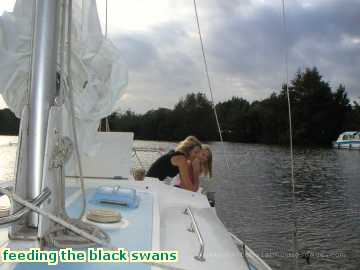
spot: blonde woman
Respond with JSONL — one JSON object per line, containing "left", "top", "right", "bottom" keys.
{"left": 174, "top": 144, "right": 212, "bottom": 192}
{"left": 146, "top": 136, "right": 202, "bottom": 191}
{"left": 198, "top": 144, "right": 213, "bottom": 178}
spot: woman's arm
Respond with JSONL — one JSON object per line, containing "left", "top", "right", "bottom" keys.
{"left": 191, "top": 159, "right": 201, "bottom": 192}
{"left": 171, "top": 155, "right": 194, "bottom": 191}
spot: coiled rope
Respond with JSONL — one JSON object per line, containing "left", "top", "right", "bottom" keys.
{"left": 192, "top": 0, "right": 230, "bottom": 169}
{"left": 281, "top": 1, "right": 298, "bottom": 269}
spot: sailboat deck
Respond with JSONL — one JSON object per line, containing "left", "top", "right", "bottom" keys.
{"left": 0, "top": 180, "right": 157, "bottom": 270}
{"left": 0, "top": 178, "right": 272, "bottom": 270}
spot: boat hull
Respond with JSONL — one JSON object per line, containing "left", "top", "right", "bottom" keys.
{"left": 333, "top": 141, "right": 360, "bottom": 149}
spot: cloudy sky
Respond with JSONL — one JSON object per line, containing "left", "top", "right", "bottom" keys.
{"left": 1, "top": 0, "right": 359, "bottom": 113}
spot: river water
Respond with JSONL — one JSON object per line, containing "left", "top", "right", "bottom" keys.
{"left": 0, "top": 136, "right": 359, "bottom": 269}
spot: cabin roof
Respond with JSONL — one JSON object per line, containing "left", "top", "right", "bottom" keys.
{"left": 340, "top": 131, "right": 360, "bottom": 136}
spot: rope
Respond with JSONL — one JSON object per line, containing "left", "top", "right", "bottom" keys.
{"left": 105, "top": 117, "right": 110, "bottom": 131}
{"left": 281, "top": 1, "right": 298, "bottom": 269}
{"left": 96, "top": 0, "right": 110, "bottom": 132}
{"left": 98, "top": 118, "right": 110, "bottom": 132}
{"left": 104, "top": 0, "right": 110, "bottom": 132}
{"left": 58, "top": 0, "right": 67, "bottom": 103}
{"left": 66, "top": 0, "right": 87, "bottom": 219}
{"left": 86, "top": 208, "right": 121, "bottom": 223}
{"left": 192, "top": 0, "right": 230, "bottom": 170}
{"left": 105, "top": 0, "right": 108, "bottom": 38}
{"left": 26, "top": 2, "right": 36, "bottom": 106}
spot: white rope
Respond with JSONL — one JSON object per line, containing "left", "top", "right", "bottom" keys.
{"left": 192, "top": 0, "right": 230, "bottom": 170}
{"left": 26, "top": 2, "right": 36, "bottom": 106}
{"left": 59, "top": 0, "right": 67, "bottom": 104}
{"left": 98, "top": 118, "right": 110, "bottom": 132}
{"left": 66, "top": 0, "right": 87, "bottom": 219}
{"left": 104, "top": 0, "right": 110, "bottom": 132}
{"left": 96, "top": 0, "right": 110, "bottom": 133}
{"left": 98, "top": 119, "right": 102, "bottom": 131}
{"left": 86, "top": 208, "right": 121, "bottom": 223}
{"left": 281, "top": 1, "right": 298, "bottom": 269}
{"left": 105, "top": 0, "right": 108, "bottom": 39}
{"left": 105, "top": 118, "right": 110, "bottom": 131}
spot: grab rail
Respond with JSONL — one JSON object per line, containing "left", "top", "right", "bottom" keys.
{"left": 184, "top": 207, "right": 205, "bottom": 261}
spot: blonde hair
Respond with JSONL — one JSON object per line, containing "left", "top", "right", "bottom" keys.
{"left": 175, "top": 136, "right": 201, "bottom": 157}
{"left": 200, "top": 144, "right": 212, "bottom": 178}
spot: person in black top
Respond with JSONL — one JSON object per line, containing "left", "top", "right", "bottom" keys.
{"left": 146, "top": 136, "right": 202, "bottom": 191}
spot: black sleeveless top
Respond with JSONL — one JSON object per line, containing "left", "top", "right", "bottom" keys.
{"left": 146, "top": 150, "right": 185, "bottom": 180}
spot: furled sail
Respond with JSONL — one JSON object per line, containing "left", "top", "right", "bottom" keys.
{"left": 0, "top": 0, "right": 128, "bottom": 158}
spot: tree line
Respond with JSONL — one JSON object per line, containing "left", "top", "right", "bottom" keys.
{"left": 1, "top": 67, "right": 360, "bottom": 146}
{"left": 108, "top": 67, "right": 360, "bottom": 146}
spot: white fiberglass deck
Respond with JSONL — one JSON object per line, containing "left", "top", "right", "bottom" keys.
{"left": 0, "top": 178, "right": 272, "bottom": 270}
{"left": 0, "top": 181, "right": 155, "bottom": 270}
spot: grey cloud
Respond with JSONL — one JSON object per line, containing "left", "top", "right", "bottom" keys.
{"left": 113, "top": 34, "right": 158, "bottom": 70}
{"left": 112, "top": 22, "right": 206, "bottom": 112}
{"left": 111, "top": 0, "right": 360, "bottom": 112}
{"left": 202, "top": 0, "right": 360, "bottom": 97}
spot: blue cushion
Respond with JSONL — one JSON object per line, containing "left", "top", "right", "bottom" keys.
{"left": 90, "top": 186, "right": 139, "bottom": 208}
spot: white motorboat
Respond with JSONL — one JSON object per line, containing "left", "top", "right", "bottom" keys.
{"left": 0, "top": 0, "right": 272, "bottom": 270}
{"left": 333, "top": 131, "right": 360, "bottom": 149}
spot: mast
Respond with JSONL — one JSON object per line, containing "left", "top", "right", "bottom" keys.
{"left": 27, "top": 0, "right": 60, "bottom": 227}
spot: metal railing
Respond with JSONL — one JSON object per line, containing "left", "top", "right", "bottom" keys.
{"left": 132, "top": 147, "right": 165, "bottom": 170}
{"left": 229, "top": 232, "right": 273, "bottom": 270}
{"left": 184, "top": 207, "right": 205, "bottom": 261}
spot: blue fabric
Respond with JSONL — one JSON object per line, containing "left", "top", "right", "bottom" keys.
{"left": 90, "top": 186, "right": 139, "bottom": 208}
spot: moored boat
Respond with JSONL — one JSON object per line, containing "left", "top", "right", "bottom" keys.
{"left": 333, "top": 131, "right": 360, "bottom": 149}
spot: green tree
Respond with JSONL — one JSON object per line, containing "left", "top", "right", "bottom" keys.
{"left": 216, "top": 97, "right": 253, "bottom": 142}
{"left": 172, "top": 93, "right": 217, "bottom": 141}
{"left": 0, "top": 109, "right": 20, "bottom": 135}
{"left": 286, "top": 67, "right": 347, "bottom": 145}
{"left": 250, "top": 92, "right": 288, "bottom": 144}
{"left": 104, "top": 67, "right": 353, "bottom": 146}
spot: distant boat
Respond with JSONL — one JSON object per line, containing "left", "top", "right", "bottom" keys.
{"left": 333, "top": 131, "right": 360, "bottom": 149}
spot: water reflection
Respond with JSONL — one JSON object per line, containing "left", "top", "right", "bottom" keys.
{"left": 211, "top": 142, "right": 360, "bottom": 270}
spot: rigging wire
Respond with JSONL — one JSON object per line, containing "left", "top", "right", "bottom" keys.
{"left": 281, "top": 1, "right": 298, "bottom": 269}
{"left": 192, "top": 0, "right": 230, "bottom": 170}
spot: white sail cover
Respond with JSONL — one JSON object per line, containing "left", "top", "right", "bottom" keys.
{"left": 0, "top": 0, "right": 128, "bottom": 156}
